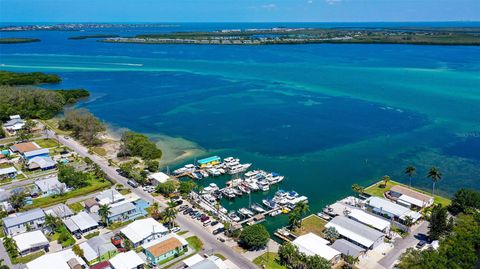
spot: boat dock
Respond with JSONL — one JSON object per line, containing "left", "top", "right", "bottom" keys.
{"left": 237, "top": 207, "right": 280, "bottom": 225}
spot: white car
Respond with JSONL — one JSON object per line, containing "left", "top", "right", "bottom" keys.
{"left": 170, "top": 227, "right": 181, "bottom": 233}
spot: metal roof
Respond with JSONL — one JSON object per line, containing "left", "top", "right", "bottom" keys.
{"left": 197, "top": 156, "right": 221, "bottom": 164}
{"left": 109, "top": 201, "right": 136, "bottom": 217}
{"left": 2, "top": 208, "right": 45, "bottom": 228}
{"left": 331, "top": 239, "right": 365, "bottom": 258}
{"left": 0, "top": 167, "right": 17, "bottom": 176}
{"left": 348, "top": 209, "right": 391, "bottom": 231}
{"left": 325, "top": 216, "right": 384, "bottom": 248}
{"left": 293, "top": 233, "right": 341, "bottom": 261}
{"left": 24, "top": 148, "right": 50, "bottom": 158}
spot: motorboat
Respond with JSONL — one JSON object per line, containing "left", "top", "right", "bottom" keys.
{"left": 238, "top": 208, "right": 254, "bottom": 217}
{"left": 262, "top": 199, "right": 277, "bottom": 209}
{"left": 207, "top": 168, "right": 221, "bottom": 177}
{"left": 258, "top": 180, "right": 270, "bottom": 192}
{"left": 228, "top": 211, "right": 241, "bottom": 222}
{"left": 200, "top": 170, "right": 209, "bottom": 178}
{"left": 238, "top": 184, "right": 250, "bottom": 194}
{"left": 251, "top": 203, "right": 265, "bottom": 213}
{"left": 270, "top": 209, "right": 282, "bottom": 217}
{"left": 222, "top": 188, "right": 236, "bottom": 199}
{"left": 267, "top": 173, "right": 284, "bottom": 184}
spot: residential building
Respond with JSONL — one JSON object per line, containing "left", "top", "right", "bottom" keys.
{"left": 292, "top": 233, "right": 341, "bottom": 264}
{"left": 387, "top": 185, "right": 434, "bottom": 209}
{"left": 108, "top": 201, "right": 145, "bottom": 223}
{"left": 325, "top": 216, "right": 385, "bottom": 249}
{"left": 197, "top": 156, "right": 221, "bottom": 168}
{"left": 120, "top": 218, "right": 168, "bottom": 247}
{"left": 331, "top": 239, "right": 366, "bottom": 258}
{"left": 9, "top": 142, "right": 40, "bottom": 154}
{"left": 23, "top": 148, "right": 50, "bottom": 161}
{"left": 13, "top": 230, "right": 49, "bottom": 256}
{"left": 79, "top": 232, "right": 118, "bottom": 265}
{"left": 347, "top": 208, "right": 391, "bottom": 233}
{"left": 147, "top": 172, "right": 170, "bottom": 185}
{"left": 64, "top": 212, "right": 98, "bottom": 235}
{"left": 4, "top": 115, "right": 25, "bottom": 132}
{"left": 364, "top": 196, "right": 422, "bottom": 224}
{"left": 44, "top": 204, "right": 74, "bottom": 219}
{"left": 84, "top": 198, "right": 100, "bottom": 213}
{"left": 95, "top": 189, "right": 125, "bottom": 205}
{"left": 108, "top": 250, "right": 144, "bottom": 269}
{"left": 0, "top": 167, "right": 18, "bottom": 179}
{"left": 27, "top": 156, "right": 56, "bottom": 171}
{"left": 142, "top": 233, "right": 188, "bottom": 265}
{"left": 35, "top": 176, "right": 67, "bottom": 197}
{"left": 2, "top": 208, "right": 46, "bottom": 236}
{"left": 26, "top": 249, "right": 87, "bottom": 269}
{"left": 187, "top": 255, "right": 229, "bottom": 269}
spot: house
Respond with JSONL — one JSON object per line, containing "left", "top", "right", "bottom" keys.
{"left": 79, "top": 232, "right": 118, "bottom": 265}
{"left": 96, "top": 189, "right": 125, "bottom": 205}
{"left": 292, "top": 233, "right": 341, "bottom": 264}
{"left": 23, "top": 148, "right": 50, "bottom": 161}
{"left": 64, "top": 212, "right": 98, "bottom": 235}
{"left": 347, "top": 208, "right": 391, "bottom": 233}
{"left": 325, "top": 216, "right": 385, "bottom": 249}
{"left": 35, "top": 176, "right": 67, "bottom": 197}
{"left": 27, "top": 156, "right": 56, "bottom": 171}
{"left": 147, "top": 172, "right": 170, "bottom": 186}
{"left": 120, "top": 218, "right": 168, "bottom": 247}
{"left": 108, "top": 201, "right": 146, "bottom": 223}
{"left": 0, "top": 167, "right": 18, "bottom": 179}
{"left": 26, "top": 248, "right": 87, "bottom": 269}
{"left": 13, "top": 230, "right": 49, "bottom": 256}
{"left": 108, "top": 250, "right": 144, "bottom": 269}
{"left": 331, "top": 239, "right": 366, "bottom": 258}
{"left": 4, "top": 115, "right": 25, "bottom": 132}
{"left": 44, "top": 204, "right": 74, "bottom": 219}
{"left": 387, "top": 185, "right": 434, "bottom": 209}
{"left": 187, "top": 255, "right": 229, "bottom": 269}
{"left": 365, "top": 196, "right": 422, "bottom": 224}
{"left": 2, "top": 208, "right": 46, "bottom": 236}
{"left": 10, "top": 142, "right": 40, "bottom": 154}
{"left": 84, "top": 198, "right": 100, "bottom": 213}
{"left": 142, "top": 233, "right": 188, "bottom": 265}
{"left": 197, "top": 156, "right": 221, "bottom": 168}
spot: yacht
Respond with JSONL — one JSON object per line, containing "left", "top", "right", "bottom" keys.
{"left": 251, "top": 203, "right": 265, "bottom": 213}
{"left": 238, "top": 208, "right": 254, "bottom": 217}
{"left": 228, "top": 163, "right": 252, "bottom": 175}
{"left": 258, "top": 180, "right": 270, "bottom": 192}
{"left": 203, "top": 183, "right": 219, "bottom": 193}
{"left": 228, "top": 211, "right": 241, "bottom": 222}
{"left": 200, "top": 170, "right": 209, "bottom": 178}
{"left": 192, "top": 171, "right": 203, "bottom": 180}
{"left": 270, "top": 209, "right": 282, "bottom": 217}
{"left": 246, "top": 180, "right": 259, "bottom": 191}
{"left": 222, "top": 188, "right": 236, "bottom": 199}
{"left": 267, "top": 173, "right": 284, "bottom": 184}
{"left": 262, "top": 199, "right": 277, "bottom": 209}
{"left": 232, "top": 188, "right": 243, "bottom": 196}
{"left": 207, "top": 168, "right": 221, "bottom": 177}
{"left": 238, "top": 184, "right": 250, "bottom": 194}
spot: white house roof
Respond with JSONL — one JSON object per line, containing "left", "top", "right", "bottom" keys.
{"left": 79, "top": 232, "right": 117, "bottom": 262}
{"left": 348, "top": 209, "right": 391, "bottom": 232}
{"left": 109, "top": 250, "right": 144, "bottom": 269}
{"left": 331, "top": 239, "right": 365, "bottom": 258}
{"left": 44, "top": 204, "right": 74, "bottom": 219}
{"left": 366, "top": 196, "right": 421, "bottom": 221}
{"left": 24, "top": 148, "right": 50, "bottom": 158}
{"left": 292, "top": 233, "right": 340, "bottom": 261}
{"left": 398, "top": 194, "right": 424, "bottom": 208}
{"left": 121, "top": 218, "right": 168, "bottom": 244}
{"left": 26, "top": 249, "right": 86, "bottom": 269}
{"left": 13, "top": 230, "right": 49, "bottom": 253}
{"left": 35, "top": 177, "right": 65, "bottom": 193}
{"left": 325, "top": 216, "right": 384, "bottom": 249}
{"left": 109, "top": 201, "right": 136, "bottom": 217}
{"left": 0, "top": 167, "right": 17, "bottom": 176}
{"left": 2, "top": 208, "right": 45, "bottom": 228}
{"left": 66, "top": 212, "right": 98, "bottom": 232}
{"left": 28, "top": 156, "right": 56, "bottom": 169}
{"left": 183, "top": 254, "right": 205, "bottom": 267}
{"left": 96, "top": 189, "right": 125, "bottom": 205}
{"left": 148, "top": 172, "right": 170, "bottom": 184}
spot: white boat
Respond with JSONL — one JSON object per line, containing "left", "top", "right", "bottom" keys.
{"left": 218, "top": 168, "right": 226, "bottom": 174}
{"left": 203, "top": 183, "right": 219, "bottom": 193}
{"left": 262, "top": 199, "right": 277, "bottom": 209}
{"left": 270, "top": 209, "right": 282, "bottom": 217}
{"left": 222, "top": 188, "right": 236, "bottom": 199}
{"left": 258, "top": 180, "right": 270, "bottom": 192}
{"left": 207, "top": 168, "right": 221, "bottom": 176}
{"left": 232, "top": 188, "right": 243, "bottom": 196}
{"left": 247, "top": 181, "right": 259, "bottom": 191}
{"left": 200, "top": 170, "right": 209, "bottom": 178}
{"left": 267, "top": 173, "right": 284, "bottom": 184}
{"left": 238, "top": 184, "right": 250, "bottom": 194}
{"left": 251, "top": 203, "right": 265, "bottom": 213}
{"left": 238, "top": 208, "right": 254, "bottom": 216}
{"left": 228, "top": 211, "right": 241, "bottom": 222}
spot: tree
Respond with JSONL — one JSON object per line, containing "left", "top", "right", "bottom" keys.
{"left": 178, "top": 181, "right": 198, "bottom": 196}
{"left": 305, "top": 255, "right": 331, "bottom": 269}
{"left": 145, "top": 160, "right": 160, "bottom": 172}
{"left": 118, "top": 131, "right": 162, "bottom": 160}
{"left": 278, "top": 242, "right": 300, "bottom": 268}
{"left": 449, "top": 188, "right": 480, "bottom": 215}
{"left": 324, "top": 226, "right": 340, "bottom": 242}
{"left": 0, "top": 258, "right": 10, "bottom": 269}
{"left": 0, "top": 123, "right": 6, "bottom": 139}
{"left": 16, "top": 119, "right": 36, "bottom": 142}
{"left": 58, "top": 164, "right": 90, "bottom": 189}
{"left": 381, "top": 175, "right": 391, "bottom": 187}
{"left": 428, "top": 204, "right": 451, "bottom": 240}
{"left": 72, "top": 244, "right": 84, "bottom": 258}
{"left": 403, "top": 216, "right": 414, "bottom": 227}
{"left": 404, "top": 165, "right": 416, "bottom": 187}
{"left": 150, "top": 202, "right": 161, "bottom": 220}
{"left": 288, "top": 209, "right": 302, "bottom": 230}
{"left": 351, "top": 184, "right": 364, "bottom": 198}
{"left": 156, "top": 181, "right": 177, "bottom": 196}
{"left": 343, "top": 255, "right": 359, "bottom": 269}
{"left": 427, "top": 167, "right": 442, "bottom": 197}
{"left": 3, "top": 237, "right": 18, "bottom": 259}
{"left": 8, "top": 192, "right": 26, "bottom": 211}
{"left": 278, "top": 241, "right": 330, "bottom": 269}
{"left": 98, "top": 204, "right": 111, "bottom": 226}
{"left": 163, "top": 200, "right": 178, "bottom": 229}
{"left": 44, "top": 214, "right": 62, "bottom": 233}
{"left": 239, "top": 224, "right": 270, "bottom": 250}
{"left": 58, "top": 109, "right": 105, "bottom": 146}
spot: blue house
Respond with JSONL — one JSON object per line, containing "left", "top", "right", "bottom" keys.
{"left": 107, "top": 200, "right": 148, "bottom": 223}
{"left": 143, "top": 234, "right": 188, "bottom": 266}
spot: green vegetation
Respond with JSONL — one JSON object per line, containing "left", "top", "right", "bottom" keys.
{"left": 118, "top": 161, "right": 148, "bottom": 185}
{"left": 58, "top": 109, "right": 105, "bottom": 146}
{"left": 8, "top": 191, "right": 27, "bottom": 212}
{"left": 0, "top": 123, "right": 5, "bottom": 138}
{"left": 278, "top": 242, "right": 331, "bottom": 269}
{"left": 291, "top": 214, "right": 327, "bottom": 237}
{"left": 156, "top": 180, "right": 178, "bottom": 196}
{"left": 177, "top": 230, "right": 188, "bottom": 236}
{"left": 213, "top": 253, "right": 226, "bottom": 260}
{"left": 288, "top": 201, "right": 309, "bottom": 230}
{"left": 84, "top": 231, "right": 100, "bottom": 240}
{"left": 68, "top": 34, "right": 119, "bottom": 40}
{"left": 178, "top": 181, "right": 197, "bottom": 196}
{"left": 449, "top": 189, "right": 480, "bottom": 215}
{"left": 118, "top": 131, "right": 162, "bottom": 160}
{"left": 186, "top": 236, "right": 203, "bottom": 252}
{"left": 58, "top": 164, "right": 90, "bottom": 189}
{"left": 428, "top": 204, "right": 453, "bottom": 240}
{"left": 0, "top": 85, "right": 89, "bottom": 120}
{"left": 68, "top": 202, "right": 84, "bottom": 213}
{"left": 0, "top": 70, "right": 60, "bottom": 85}
{"left": 323, "top": 226, "right": 340, "bottom": 243}
{"left": 253, "top": 252, "right": 285, "bottom": 269}
{"left": 3, "top": 236, "right": 19, "bottom": 260}
{"left": 91, "top": 147, "right": 107, "bottom": 156}
{"left": 239, "top": 224, "right": 270, "bottom": 250}
{"left": 12, "top": 250, "right": 45, "bottom": 264}
{"left": 35, "top": 138, "right": 58, "bottom": 148}
{"left": 52, "top": 226, "right": 75, "bottom": 247}
{"left": 0, "top": 38, "right": 40, "bottom": 44}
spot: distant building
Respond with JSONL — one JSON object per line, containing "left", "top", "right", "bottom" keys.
{"left": 120, "top": 218, "right": 168, "bottom": 247}
{"left": 4, "top": 115, "right": 25, "bottom": 132}
{"left": 26, "top": 249, "right": 87, "bottom": 269}
{"left": 44, "top": 204, "right": 74, "bottom": 220}
{"left": 79, "top": 232, "right": 118, "bottom": 265}
{"left": 23, "top": 148, "right": 50, "bottom": 161}
{"left": 197, "top": 156, "right": 221, "bottom": 168}
{"left": 35, "top": 176, "right": 67, "bottom": 197}
{"left": 364, "top": 196, "right": 422, "bottom": 224}
{"left": 10, "top": 142, "right": 41, "bottom": 154}
{"left": 325, "top": 216, "right": 385, "bottom": 249}
{"left": 84, "top": 198, "right": 100, "bottom": 213}
{"left": 2, "top": 208, "right": 46, "bottom": 236}
{"left": 0, "top": 167, "right": 18, "bottom": 179}
{"left": 387, "top": 185, "right": 434, "bottom": 209}
{"left": 292, "top": 233, "right": 341, "bottom": 264}
{"left": 142, "top": 233, "right": 188, "bottom": 265}
{"left": 13, "top": 230, "right": 49, "bottom": 256}
{"left": 64, "top": 212, "right": 98, "bottom": 235}
{"left": 95, "top": 189, "right": 125, "bottom": 206}
{"left": 108, "top": 250, "right": 144, "bottom": 269}
{"left": 148, "top": 172, "right": 170, "bottom": 185}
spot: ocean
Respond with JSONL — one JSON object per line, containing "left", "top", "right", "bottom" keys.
{"left": 1, "top": 22, "right": 480, "bottom": 232}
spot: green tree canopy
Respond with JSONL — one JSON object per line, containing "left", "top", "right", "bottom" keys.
{"left": 239, "top": 224, "right": 270, "bottom": 250}
{"left": 449, "top": 188, "right": 480, "bottom": 215}
{"left": 155, "top": 181, "right": 178, "bottom": 196}
{"left": 118, "top": 131, "right": 162, "bottom": 160}
{"left": 59, "top": 109, "right": 105, "bottom": 146}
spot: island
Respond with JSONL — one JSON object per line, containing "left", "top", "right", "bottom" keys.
{"left": 100, "top": 27, "right": 480, "bottom": 46}
{"left": 68, "top": 34, "right": 119, "bottom": 40}
{"left": 0, "top": 38, "right": 40, "bottom": 44}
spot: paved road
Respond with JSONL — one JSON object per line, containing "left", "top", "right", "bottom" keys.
{"left": 50, "top": 131, "right": 258, "bottom": 269}
{"left": 378, "top": 221, "right": 429, "bottom": 268}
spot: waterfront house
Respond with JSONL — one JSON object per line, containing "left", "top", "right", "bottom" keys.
{"left": 292, "top": 233, "right": 341, "bottom": 265}
{"left": 64, "top": 211, "right": 98, "bottom": 235}
{"left": 387, "top": 185, "right": 434, "bottom": 209}
{"left": 120, "top": 218, "right": 168, "bottom": 247}
{"left": 34, "top": 176, "right": 67, "bottom": 197}
{"left": 364, "top": 196, "right": 422, "bottom": 224}
{"left": 2, "top": 208, "right": 46, "bottom": 236}
{"left": 4, "top": 115, "right": 25, "bottom": 132}
{"left": 26, "top": 248, "right": 87, "bottom": 269}
{"left": 0, "top": 167, "right": 18, "bottom": 179}
{"left": 108, "top": 201, "right": 146, "bottom": 223}
{"left": 325, "top": 216, "right": 385, "bottom": 249}
{"left": 197, "top": 156, "right": 221, "bottom": 168}
{"left": 44, "top": 204, "right": 74, "bottom": 219}
{"left": 27, "top": 156, "right": 56, "bottom": 171}
{"left": 13, "top": 230, "right": 49, "bottom": 256}
{"left": 147, "top": 172, "right": 170, "bottom": 186}
{"left": 347, "top": 208, "right": 391, "bottom": 233}
{"left": 108, "top": 250, "right": 144, "bottom": 269}
{"left": 79, "top": 232, "right": 118, "bottom": 265}
{"left": 331, "top": 239, "right": 366, "bottom": 258}
{"left": 142, "top": 233, "right": 188, "bottom": 265}
{"left": 95, "top": 189, "right": 125, "bottom": 205}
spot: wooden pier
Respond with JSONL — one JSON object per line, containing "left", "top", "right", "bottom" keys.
{"left": 237, "top": 207, "right": 280, "bottom": 225}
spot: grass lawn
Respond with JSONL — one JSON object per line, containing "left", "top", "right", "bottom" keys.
{"left": 68, "top": 202, "right": 85, "bottom": 213}
{"left": 50, "top": 226, "right": 75, "bottom": 247}
{"left": 90, "top": 147, "right": 107, "bottom": 157}
{"left": 108, "top": 219, "right": 135, "bottom": 230}
{"left": 24, "top": 178, "right": 111, "bottom": 210}
{"left": 364, "top": 180, "right": 451, "bottom": 206}
{"left": 253, "top": 252, "right": 285, "bottom": 269}
{"left": 35, "top": 138, "right": 59, "bottom": 148}
{"left": 213, "top": 253, "right": 226, "bottom": 260}
{"left": 84, "top": 231, "right": 100, "bottom": 240}
{"left": 186, "top": 236, "right": 203, "bottom": 252}
{"left": 177, "top": 230, "right": 189, "bottom": 236}
{"left": 118, "top": 188, "right": 131, "bottom": 195}
{"left": 12, "top": 250, "right": 45, "bottom": 264}
{"left": 40, "top": 119, "right": 71, "bottom": 136}
{"left": 291, "top": 214, "right": 327, "bottom": 237}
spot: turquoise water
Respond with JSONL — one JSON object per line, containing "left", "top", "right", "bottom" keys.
{"left": 1, "top": 23, "right": 480, "bottom": 232}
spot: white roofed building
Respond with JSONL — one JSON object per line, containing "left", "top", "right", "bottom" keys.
{"left": 26, "top": 249, "right": 87, "bottom": 269}
{"left": 292, "top": 233, "right": 341, "bottom": 264}
{"left": 0, "top": 167, "right": 18, "bottom": 179}
{"left": 347, "top": 208, "right": 391, "bottom": 233}
{"left": 13, "top": 230, "right": 49, "bottom": 256}
{"left": 148, "top": 172, "right": 170, "bottom": 185}
{"left": 35, "top": 176, "right": 68, "bottom": 197}
{"left": 109, "top": 250, "right": 144, "bottom": 269}
{"left": 120, "top": 217, "right": 168, "bottom": 247}
{"left": 365, "top": 196, "right": 422, "bottom": 225}
{"left": 325, "top": 216, "right": 385, "bottom": 249}
{"left": 64, "top": 211, "right": 98, "bottom": 234}
{"left": 95, "top": 189, "right": 125, "bottom": 205}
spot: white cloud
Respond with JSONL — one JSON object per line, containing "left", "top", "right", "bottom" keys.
{"left": 325, "top": 0, "right": 342, "bottom": 5}
{"left": 261, "top": 3, "right": 277, "bottom": 9}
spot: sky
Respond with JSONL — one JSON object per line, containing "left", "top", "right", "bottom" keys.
{"left": 0, "top": 0, "right": 479, "bottom": 23}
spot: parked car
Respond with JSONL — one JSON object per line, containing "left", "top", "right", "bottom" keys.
{"left": 213, "top": 227, "right": 225, "bottom": 235}
{"left": 416, "top": 240, "right": 427, "bottom": 249}
{"left": 178, "top": 205, "right": 189, "bottom": 211}
{"left": 183, "top": 208, "right": 193, "bottom": 215}
{"left": 203, "top": 219, "right": 211, "bottom": 226}
{"left": 210, "top": 221, "right": 219, "bottom": 226}
{"left": 217, "top": 237, "right": 225, "bottom": 242}
{"left": 127, "top": 180, "right": 138, "bottom": 188}
{"left": 200, "top": 216, "right": 210, "bottom": 222}
{"left": 74, "top": 233, "right": 82, "bottom": 239}
{"left": 170, "top": 227, "right": 181, "bottom": 233}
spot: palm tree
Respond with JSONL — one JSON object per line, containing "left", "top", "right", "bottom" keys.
{"left": 163, "top": 201, "right": 178, "bottom": 229}
{"left": 382, "top": 175, "right": 391, "bottom": 188}
{"left": 344, "top": 255, "right": 360, "bottom": 269}
{"left": 3, "top": 236, "right": 18, "bottom": 258}
{"left": 323, "top": 226, "right": 340, "bottom": 242}
{"left": 288, "top": 210, "right": 302, "bottom": 230}
{"left": 150, "top": 202, "right": 160, "bottom": 219}
{"left": 44, "top": 214, "right": 61, "bottom": 233}
{"left": 427, "top": 167, "right": 442, "bottom": 197}
{"left": 404, "top": 165, "right": 416, "bottom": 187}
{"left": 351, "top": 184, "right": 364, "bottom": 201}
{"left": 98, "top": 204, "right": 111, "bottom": 227}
